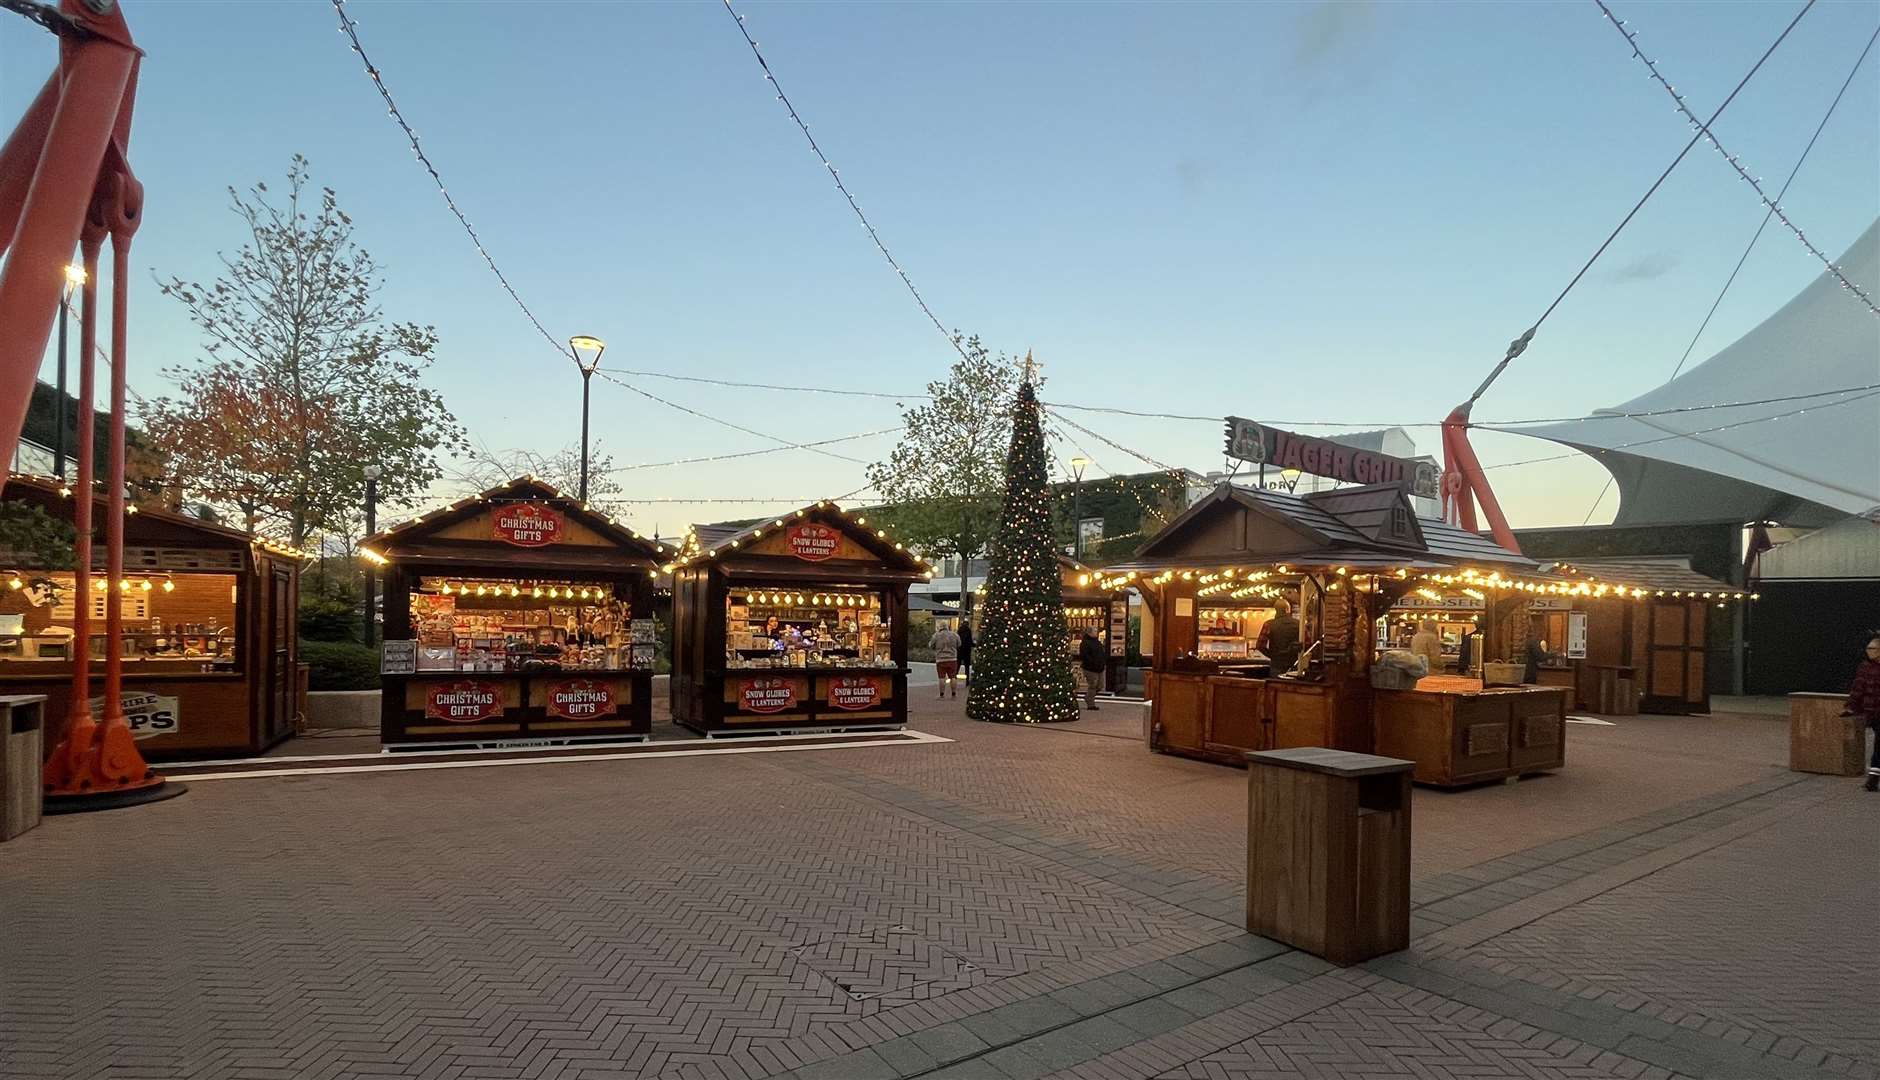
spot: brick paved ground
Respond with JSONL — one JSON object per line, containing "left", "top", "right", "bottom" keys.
{"left": 1, "top": 694, "right": 1869, "bottom": 1080}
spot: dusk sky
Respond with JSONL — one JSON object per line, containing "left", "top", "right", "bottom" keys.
{"left": 5, "top": 0, "right": 1876, "bottom": 535}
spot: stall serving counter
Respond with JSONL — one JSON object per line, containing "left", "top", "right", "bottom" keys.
{"left": 0, "top": 473, "right": 305, "bottom": 760}
{"left": 1060, "top": 556, "right": 1128, "bottom": 691}
{"left": 362, "top": 477, "right": 666, "bottom": 748}
{"left": 669, "top": 502, "right": 929, "bottom": 734}
{"left": 1373, "top": 679, "right": 1567, "bottom": 786}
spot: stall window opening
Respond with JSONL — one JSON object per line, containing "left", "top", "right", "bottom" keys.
{"left": 0, "top": 572, "right": 239, "bottom": 667}
{"left": 410, "top": 577, "right": 636, "bottom": 673}
{"left": 726, "top": 589, "right": 891, "bottom": 668}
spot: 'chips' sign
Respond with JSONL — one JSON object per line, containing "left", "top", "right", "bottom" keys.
{"left": 787, "top": 523, "right": 839, "bottom": 562}
{"left": 425, "top": 681, "right": 503, "bottom": 722}
{"left": 493, "top": 503, "right": 563, "bottom": 547}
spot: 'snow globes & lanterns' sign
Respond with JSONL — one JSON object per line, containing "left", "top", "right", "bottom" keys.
{"left": 827, "top": 676, "right": 882, "bottom": 711}
{"left": 740, "top": 676, "right": 798, "bottom": 713}
{"left": 786, "top": 523, "right": 839, "bottom": 562}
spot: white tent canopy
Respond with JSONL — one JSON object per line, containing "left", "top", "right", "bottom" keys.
{"left": 1510, "top": 221, "right": 1880, "bottom": 528}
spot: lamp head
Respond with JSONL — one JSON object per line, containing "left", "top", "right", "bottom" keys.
{"left": 569, "top": 335, "right": 606, "bottom": 374}
{"left": 1070, "top": 455, "right": 1091, "bottom": 479}
{"left": 363, "top": 465, "right": 382, "bottom": 481}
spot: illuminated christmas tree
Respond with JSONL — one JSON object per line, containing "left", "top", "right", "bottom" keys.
{"left": 967, "top": 376, "right": 1080, "bottom": 724}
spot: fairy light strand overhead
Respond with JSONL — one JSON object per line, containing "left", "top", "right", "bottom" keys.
{"left": 719, "top": 0, "right": 971, "bottom": 364}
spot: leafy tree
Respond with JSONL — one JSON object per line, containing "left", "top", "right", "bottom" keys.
{"left": 142, "top": 156, "right": 467, "bottom": 546}
{"left": 966, "top": 379, "right": 1080, "bottom": 725}
{"left": 0, "top": 500, "right": 76, "bottom": 569}
{"left": 865, "top": 335, "right": 1020, "bottom": 615}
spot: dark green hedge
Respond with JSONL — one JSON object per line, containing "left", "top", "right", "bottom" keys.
{"left": 302, "top": 640, "right": 380, "bottom": 691}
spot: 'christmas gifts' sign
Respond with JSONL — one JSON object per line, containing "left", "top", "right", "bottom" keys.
{"left": 787, "top": 523, "right": 839, "bottom": 562}
{"left": 425, "top": 681, "right": 503, "bottom": 722}
{"left": 828, "top": 676, "right": 882, "bottom": 711}
{"left": 493, "top": 503, "right": 563, "bottom": 547}
{"left": 740, "top": 676, "right": 797, "bottom": 713}
{"left": 545, "top": 679, "right": 616, "bottom": 720}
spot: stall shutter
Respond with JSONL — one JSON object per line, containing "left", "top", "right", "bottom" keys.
{"left": 1641, "top": 601, "right": 1707, "bottom": 715}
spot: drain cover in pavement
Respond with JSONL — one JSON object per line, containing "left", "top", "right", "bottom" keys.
{"left": 790, "top": 925, "right": 983, "bottom": 1005}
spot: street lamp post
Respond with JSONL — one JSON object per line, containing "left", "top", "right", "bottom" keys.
{"left": 362, "top": 465, "right": 380, "bottom": 647}
{"left": 569, "top": 335, "right": 606, "bottom": 502}
{"left": 53, "top": 263, "right": 84, "bottom": 481}
{"left": 1070, "top": 456, "right": 1091, "bottom": 559}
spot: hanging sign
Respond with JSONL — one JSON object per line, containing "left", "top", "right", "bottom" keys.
{"left": 740, "top": 676, "right": 798, "bottom": 713}
{"left": 544, "top": 678, "right": 617, "bottom": 720}
{"left": 828, "top": 676, "right": 883, "bottom": 711}
{"left": 1224, "top": 417, "right": 1440, "bottom": 499}
{"left": 1109, "top": 599, "right": 1128, "bottom": 657}
{"left": 424, "top": 680, "right": 504, "bottom": 722}
{"left": 493, "top": 503, "right": 563, "bottom": 547}
{"left": 787, "top": 523, "right": 840, "bottom": 562}
{"left": 90, "top": 691, "right": 179, "bottom": 739}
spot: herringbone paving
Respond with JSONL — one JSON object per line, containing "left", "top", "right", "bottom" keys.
{"left": 1, "top": 697, "right": 1862, "bottom": 1080}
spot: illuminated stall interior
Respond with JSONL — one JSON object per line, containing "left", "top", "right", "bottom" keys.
{"left": 0, "top": 473, "right": 306, "bottom": 759}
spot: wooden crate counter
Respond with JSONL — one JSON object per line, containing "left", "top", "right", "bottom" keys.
{"left": 1372, "top": 684, "right": 1567, "bottom": 787}
{"left": 668, "top": 502, "right": 931, "bottom": 735}
{"left": 362, "top": 476, "right": 667, "bottom": 748}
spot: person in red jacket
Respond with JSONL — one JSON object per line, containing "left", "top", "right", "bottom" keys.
{"left": 1844, "top": 634, "right": 1880, "bottom": 792}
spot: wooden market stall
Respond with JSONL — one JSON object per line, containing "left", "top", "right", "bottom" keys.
{"left": 363, "top": 476, "right": 667, "bottom": 748}
{"left": 0, "top": 473, "right": 305, "bottom": 760}
{"left": 1060, "top": 556, "right": 1128, "bottom": 691}
{"left": 1101, "top": 481, "right": 1570, "bottom": 785}
{"left": 669, "top": 501, "right": 930, "bottom": 734}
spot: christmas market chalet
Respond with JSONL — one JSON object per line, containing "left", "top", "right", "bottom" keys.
{"left": 359, "top": 476, "right": 667, "bottom": 748}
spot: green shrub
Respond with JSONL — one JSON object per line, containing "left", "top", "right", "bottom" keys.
{"left": 302, "top": 640, "right": 380, "bottom": 691}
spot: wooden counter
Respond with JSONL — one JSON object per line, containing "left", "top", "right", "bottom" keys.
{"left": 1372, "top": 685, "right": 1566, "bottom": 787}
{"left": 383, "top": 670, "right": 651, "bottom": 746}
{"left": 1151, "top": 672, "right": 1372, "bottom": 766}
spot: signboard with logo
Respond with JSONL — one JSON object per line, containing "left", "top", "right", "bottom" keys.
{"left": 828, "top": 675, "right": 883, "bottom": 711}
{"left": 492, "top": 503, "right": 563, "bottom": 547}
{"left": 1529, "top": 598, "right": 1571, "bottom": 612}
{"left": 90, "top": 691, "right": 179, "bottom": 739}
{"left": 543, "top": 678, "right": 617, "bottom": 720}
{"left": 1566, "top": 611, "right": 1588, "bottom": 660}
{"left": 1224, "top": 417, "right": 1440, "bottom": 499}
{"left": 786, "top": 523, "right": 840, "bottom": 562}
{"left": 380, "top": 639, "right": 417, "bottom": 675}
{"left": 1393, "top": 595, "right": 1485, "bottom": 612}
{"left": 424, "top": 680, "right": 504, "bottom": 722}
{"left": 739, "top": 676, "right": 798, "bottom": 713}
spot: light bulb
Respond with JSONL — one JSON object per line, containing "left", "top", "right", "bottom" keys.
{"left": 161, "top": 579, "right": 174, "bottom": 593}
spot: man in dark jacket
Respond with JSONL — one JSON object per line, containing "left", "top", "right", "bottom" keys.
{"left": 957, "top": 622, "right": 974, "bottom": 682}
{"left": 1842, "top": 634, "right": 1880, "bottom": 791}
{"left": 1257, "top": 598, "right": 1301, "bottom": 675}
{"left": 1078, "top": 629, "right": 1107, "bottom": 711}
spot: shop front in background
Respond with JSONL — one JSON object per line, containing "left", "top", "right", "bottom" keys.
{"left": 364, "top": 477, "right": 665, "bottom": 748}
{"left": 670, "top": 504, "right": 925, "bottom": 734}
{"left": 0, "top": 473, "right": 304, "bottom": 759}
{"left": 1060, "top": 556, "right": 1128, "bottom": 691}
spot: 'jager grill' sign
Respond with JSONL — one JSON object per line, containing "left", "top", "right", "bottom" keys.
{"left": 787, "top": 523, "right": 839, "bottom": 562}
{"left": 545, "top": 679, "right": 616, "bottom": 719}
{"left": 425, "top": 681, "right": 503, "bottom": 722}
{"left": 493, "top": 503, "right": 563, "bottom": 547}
{"left": 1224, "top": 417, "right": 1440, "bottom": 499}
{"left": 828, "top": 676, "right": 882, "bottom": 711}
{"left": 740, "top": 676, "right": 797, "bottom": 713}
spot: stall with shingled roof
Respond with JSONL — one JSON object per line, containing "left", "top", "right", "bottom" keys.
{"left": 668, "top": 501, "right": 932, "bottom": 735}
{"left": 361, "top": 476, "right": 668, "bottom": 748}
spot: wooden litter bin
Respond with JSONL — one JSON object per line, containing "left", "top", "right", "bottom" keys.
{"left": 1788, "top": 692, "right": 1866, "bottom": 777}
{"left": 1, "top": 695, "right": 47, "bottom": 842}
{"left": 1246, "top": 747, "right": 1412, "bottom": 966}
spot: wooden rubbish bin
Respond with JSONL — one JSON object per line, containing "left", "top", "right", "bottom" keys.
{"left": 1246, "top": 747, "right": 1413, "bottom": 966}
{"left": 1788, "top": 692, "right": 1866, "bottom": 777}
{"left": 1, "top": 695, "right": 48, "bottom": 842}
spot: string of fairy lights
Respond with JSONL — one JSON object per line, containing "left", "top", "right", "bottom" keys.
{"left": 1596, "top": 0, "right": 1879, "bottom": 316}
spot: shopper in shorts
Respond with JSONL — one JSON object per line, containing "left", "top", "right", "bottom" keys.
{"left": 931, "top": 622, "right": 962, "bottom": 699}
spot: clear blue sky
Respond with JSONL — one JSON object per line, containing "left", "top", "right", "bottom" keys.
{"left": 6, "top": 0, "right": 1876, "bottom": 534}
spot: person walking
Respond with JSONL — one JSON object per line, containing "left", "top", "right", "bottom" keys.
{"left": 930, "top": 621, "right": 962, "bottom": 699}
{"left": 1409, "top": 619, "right": 1444, "bottom": 676}
{"left": 956, "top": 621, "right": 974, "bottom": 684}
{"left": 1257, "top": 598, "right": 1302, "bottom": 675}
{"left": 1842, "top": 633, "right": 1880, "bottom": 792}
{"left": 1078, "top": 628, "right": 1106, "bottom": 711}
